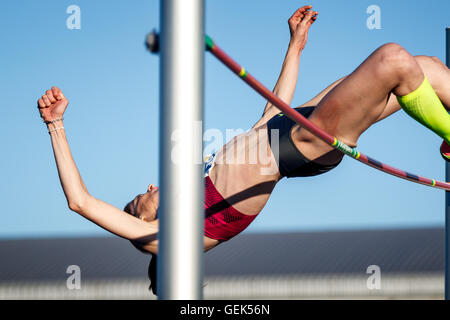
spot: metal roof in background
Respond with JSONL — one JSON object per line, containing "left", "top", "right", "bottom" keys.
{"left": 206, "top": 227, "right": 444, "bottom": 276}
{"left": 0, "top": 227, "right": 444, "bottom": 283}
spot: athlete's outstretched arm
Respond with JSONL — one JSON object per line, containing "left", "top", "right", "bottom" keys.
{"left": 37, "top": 87, "right": 158, "bottom": 250}
{"left": 260, "top": 6, "right": 318, "bottom": 118}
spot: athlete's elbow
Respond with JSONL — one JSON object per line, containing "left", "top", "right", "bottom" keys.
{"left": 68, "top": 201, "right": 82, "bottom": 213}
{"left": 68, "top": 193, "right": 91, "bottom": 213}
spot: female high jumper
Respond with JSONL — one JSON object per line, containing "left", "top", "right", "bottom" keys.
{"left": 37, "top": 6, "right": 450, "bottom": 294}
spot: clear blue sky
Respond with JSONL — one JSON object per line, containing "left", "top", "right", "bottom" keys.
{"left": 0, "top": 0, "right": 449, "bottom": 239}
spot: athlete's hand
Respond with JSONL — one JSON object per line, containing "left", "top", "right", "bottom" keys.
{"left": 288, "top": 5, "right": 318, "bottom": 52}
{"left": 37, "top": 86, "right": 68, "bottom": 123}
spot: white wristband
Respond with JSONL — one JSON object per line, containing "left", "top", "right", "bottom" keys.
{"left": 48, "top": 126, "right": 65, "bottom": 134}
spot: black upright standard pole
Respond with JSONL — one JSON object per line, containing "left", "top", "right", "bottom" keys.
{"left": 445, "top": 27, "right": 450, "bottom": 300}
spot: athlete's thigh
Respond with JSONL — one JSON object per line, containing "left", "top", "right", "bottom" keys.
{"left": 291, "top": 50, "right": 396, "bottom": 163}
{"left": 307, "top": 62, "right": 392, "bottom": 144}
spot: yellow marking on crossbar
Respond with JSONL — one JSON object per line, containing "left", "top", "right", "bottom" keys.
{"left": 332, "top": 138, "right": 338, "bottom": 147}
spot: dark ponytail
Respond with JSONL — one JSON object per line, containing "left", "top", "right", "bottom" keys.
{"left": 148, "top": 254, "right": 157, "bottom": 295}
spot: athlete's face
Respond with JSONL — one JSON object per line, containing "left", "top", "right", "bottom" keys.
{"left": 127, "top": 184, "right": 160, "bottom": 222}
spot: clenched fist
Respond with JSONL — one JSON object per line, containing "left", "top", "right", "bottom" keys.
{"left": 37, "top": 86, "right": 68, "bottom": 123}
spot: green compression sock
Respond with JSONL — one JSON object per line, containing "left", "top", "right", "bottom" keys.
{"left": 397, "top": 77, "right": 450, "bottom": 143}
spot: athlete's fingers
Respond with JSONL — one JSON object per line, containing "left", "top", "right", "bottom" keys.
{"left": 301, "top": 10, "right": 315, "bottom": 26}
{"left": 303, "top": 13, "right": 317, "bottom": 33}
{"left": 42, "top": 95, "right": 51, "bottom": 107}
{"left": 53, "top": 87, "right": 66, "bottom": 101}
{"left": 46, "top": 90, "right": 57, "bottom": 103}
{"left": 290, "top": 7, "right": 302, "bottom": 19}
{"left": 298, "top": 5, "right": 312, "bottom": 14}
{"left": 301, "top": 10, "right": 314, "bottom": 23}
{"left": 38, "top": 98, "right": 47, "bottom": 109}
{"left": 52, "top": 86, "right": 63, "bottom": 101}
{"left": 51, "top": 86, "right": 60, "bottom": 99}
{"left": 290, "top": 6, "right": 311, "bottom": 22}
{"left": 306, "top": 18, "right": 316, "bottom": 29}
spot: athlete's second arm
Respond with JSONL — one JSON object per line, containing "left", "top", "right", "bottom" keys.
{"left": 37, "top": 87, "right": 159, "bottom": 251}
{"left": 260, "top": 6, "right": 318, "bottom": 118}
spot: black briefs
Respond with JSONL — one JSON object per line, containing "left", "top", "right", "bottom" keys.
{"left": 266, "top": 106, "right": 342, "bottom": 178}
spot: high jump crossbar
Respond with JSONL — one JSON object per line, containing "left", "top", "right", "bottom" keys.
{"left": 147, "top": 31, "right": 450, "bottom": 190}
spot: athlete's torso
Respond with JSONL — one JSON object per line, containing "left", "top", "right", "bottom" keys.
{"left": 207, "top": 112, "right": 282, "bottom": 216}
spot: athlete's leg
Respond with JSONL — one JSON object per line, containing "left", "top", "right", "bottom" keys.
{"left": 298, "top": 55, "right": 450, "bottom": 122}
{"left": 291, "top": 44, "right": 450, "bottom": 165}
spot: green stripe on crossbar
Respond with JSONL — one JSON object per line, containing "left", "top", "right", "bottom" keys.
{"left": 205, "top": 35, "right": 214, "bottom": 51}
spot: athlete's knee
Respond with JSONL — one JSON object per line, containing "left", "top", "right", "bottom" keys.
{"left": 375, "top": 43, "right": 419, "bottom": 77}
{"left": 377, "top": 42, "right": 407, "bottom": 59}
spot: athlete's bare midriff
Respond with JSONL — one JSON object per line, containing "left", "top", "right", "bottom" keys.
{"left": 208, "top": 125, "right": 279, "bottom": 215}
{"left": 206, "top": 103, "right": 293, "bottom": 216}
